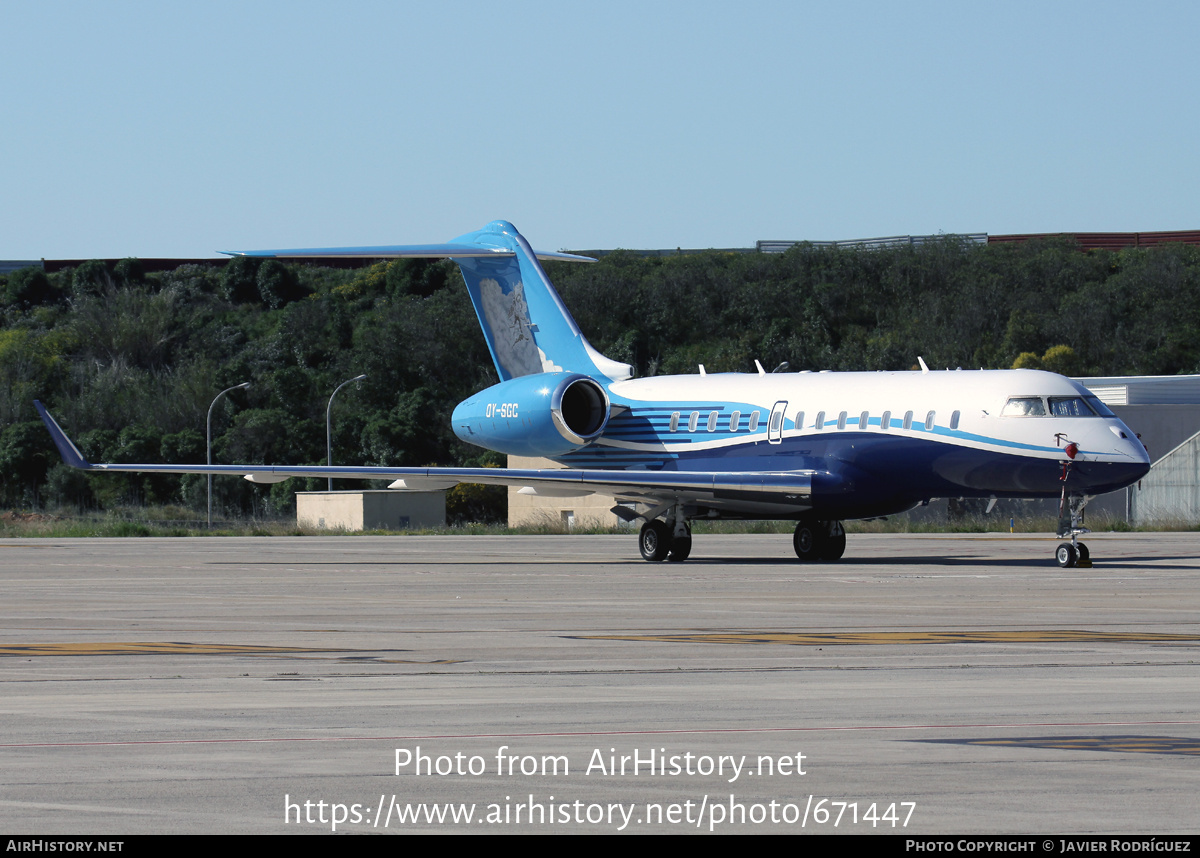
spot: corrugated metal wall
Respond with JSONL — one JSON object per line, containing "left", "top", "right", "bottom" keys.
{"left": 1131, "top": 428, "right": 1200, "bottom": 525}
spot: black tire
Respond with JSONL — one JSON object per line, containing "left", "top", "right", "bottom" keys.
{"left": 667, "top": 536, "right": 692, "bottom": 562}
{"left": 823, "top": 521, "right": 846, "bottom": 561}
{"left": 639, "top": 520, "right": 671, "bottom": 562}
{"left": 793, "top": 519, "right": 826, "bottom": 562}
{"left": 1077, "top": 542, "right": 1090, "bottom": 563}
{"left": 1056, "top": 542, "right": 1077, "bottom": 568}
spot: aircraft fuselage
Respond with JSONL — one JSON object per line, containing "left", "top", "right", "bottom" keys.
{"left": 454, "top": 367, "right": 1149, "bottom": 521}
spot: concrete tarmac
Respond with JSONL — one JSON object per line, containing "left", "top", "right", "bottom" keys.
{"left": 1, "top": 532, "right": 1197, "bottom": 834}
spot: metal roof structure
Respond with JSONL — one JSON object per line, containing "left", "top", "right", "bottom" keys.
{"left": 1075, "top": 375, "right": 1200, "bottom": 406}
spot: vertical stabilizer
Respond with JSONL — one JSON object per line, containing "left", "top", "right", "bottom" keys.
{"left": 449, "top": 221, "right": 632, "bottom": 382}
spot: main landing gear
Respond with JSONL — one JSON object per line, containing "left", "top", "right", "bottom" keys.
{"left": 793, "top": 517, "right": 846, "bottom": 562}
{"left": 635, "top": 508, "right": 845, "bottom": 563}
{"left": 638, "top": 517, "right": 692, "bottom": 562}
{"left": 1055, "top": 489, "right": 1092, "bottom": 568}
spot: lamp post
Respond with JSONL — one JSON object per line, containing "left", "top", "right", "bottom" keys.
{"left": 327, "top": 374, "right": 366, "bottom": 491}
{"left": 207, "top": 381, "right": 250, "bottom": 528}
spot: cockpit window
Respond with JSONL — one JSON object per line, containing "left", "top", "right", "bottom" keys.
{"left": 1001, "top": 397, "right": 1046, "bottom": 417}
{"left": 1083, "top": 395, "right": 1115, "bottom": 417}
{"left": 1048, "top": 396, "right": 1097, "bottom": 417}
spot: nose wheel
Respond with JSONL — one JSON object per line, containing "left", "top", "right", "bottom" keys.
{"left": 1056, "top": 540, "right": 1090, "bottom": 568}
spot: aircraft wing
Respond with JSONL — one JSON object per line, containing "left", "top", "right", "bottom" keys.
{"left": 35, "top": 402, "right": 813, "bottom": 508}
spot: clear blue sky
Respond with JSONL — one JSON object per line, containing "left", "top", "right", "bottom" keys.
{"left": 3, "top": 0, "right": 1197, "bottom": 258}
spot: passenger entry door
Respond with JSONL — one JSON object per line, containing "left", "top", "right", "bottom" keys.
{"left": 768, "top": 400, "right": 787, "bottom": 444}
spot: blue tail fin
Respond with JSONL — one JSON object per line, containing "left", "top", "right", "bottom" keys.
{"left": 224, "top": 220, "right": 632, "bottom": 383}
{"left": 447, "top": 221, "right": 631, "bottom": 382}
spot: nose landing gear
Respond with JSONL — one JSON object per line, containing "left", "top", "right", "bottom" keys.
{"left": 1056, "top": 489, "right": 1092, "bottom": 568}
{"left": 1053, "top": 441, "right": 1093, "bottom": 568}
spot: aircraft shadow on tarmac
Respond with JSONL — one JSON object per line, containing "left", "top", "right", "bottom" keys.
{"left": 674, "top": 555, "right": 1196, "bottom": 570}
{"left": 206, "top": 554, "right": 1195, "bottom": 571}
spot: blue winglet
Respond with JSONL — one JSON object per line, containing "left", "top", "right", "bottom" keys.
{"left": 33, "top": 401, "right": 93, "bottom": 470}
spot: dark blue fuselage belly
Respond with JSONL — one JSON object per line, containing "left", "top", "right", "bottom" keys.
{"left": 560, "top": 434, "right": 1148, "bottom": 520}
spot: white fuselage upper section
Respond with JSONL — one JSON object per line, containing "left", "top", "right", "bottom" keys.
{"left": 606, "top": 368, "right": 1148, "bottom": 467}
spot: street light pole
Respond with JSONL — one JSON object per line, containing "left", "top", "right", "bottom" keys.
{"left": 327, "top": 374, "right": 367, "bottom": 491}
{"left": 207, "top": 381, "right": 250, "bottom": 528}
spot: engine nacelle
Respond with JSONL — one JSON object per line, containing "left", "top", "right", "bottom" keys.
{"left": 452, "top": 372, "right": 611, "bottom": 457}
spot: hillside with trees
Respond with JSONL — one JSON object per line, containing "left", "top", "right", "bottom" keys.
{"left": 3, "top": 237, "right": 1199, "bottom": 520}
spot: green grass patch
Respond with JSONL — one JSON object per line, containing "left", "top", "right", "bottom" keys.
{"left": 0, "top": 506, "right": 1192, "bottom": 539}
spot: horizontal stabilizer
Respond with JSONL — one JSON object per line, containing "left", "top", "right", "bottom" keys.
{"left": 221, "top": 243, "right": 595, "bottom": 264}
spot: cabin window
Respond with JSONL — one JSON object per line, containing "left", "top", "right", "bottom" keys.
{"left": 881, "top": 411, "right": 891, "bottom": 430}
{"left": 729, "top": 411, "right": 741, "bottom": 431}
{"left": 669, "top": 412, "right": 679, "bottom": 432}
{"left": 925, "top": 410, "right": 935, "bottom": 430}
{"left": 1001, "top": 397, "right": 1046, "bottom": 417}
{"left": 769, "top": 410, "right": 782, "bottom": 433}
{"left": 688, "top": 411, "right": 699, "bottom": 432}
{"left": 748, "top": 411, "right": 760, "bottom": 432}
{"left": 707, "top": 411, "right": 718, "bottom": 432}
{"left": 860, "top": 411, "right": 869, "bottom": 430}
{"left": 950, "top": 410, "right": 960, "bottom": 430}
{"left": 815, "top": 411, "right": 826, "bottom": 430}
{"left": 1049, "top": 397, "right": 1097, "bottom": 417}
{"left": 903, "top": 411, "right": 913, "bottom": 430}
{"left": 794, "top": 411, "right": 804, "bottom": 431}
{"left": 835, "top": 411, "right": 846, "bottom": 430}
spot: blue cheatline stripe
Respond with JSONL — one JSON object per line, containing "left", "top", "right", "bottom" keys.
{"left": 600, "top": 397, "right": 1083, "bottom": 457}
{"left": 587, "top": 424, "right": 1079, "bottom": 457}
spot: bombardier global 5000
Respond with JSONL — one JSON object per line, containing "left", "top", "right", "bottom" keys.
{"left": 36, "top": 220, "right": 1150, "bottom": 566}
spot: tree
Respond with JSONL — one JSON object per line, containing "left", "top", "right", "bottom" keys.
{"left": 113, "top": 258, "right": 146, "bottom": 288}
{"left": 4, "top": 266, "right": 59, "bottom": 308}
{"left": 256, "top": 259, "right": 305, "bottom": 309}
{"left": 219, "top": 257, "right": 261, "bottom": 304}
{"left": 1040, "top": 345, "right": 1079, "bottom": 376}
{"left": 0, "top": 421, "right": 55, "bottom": 505}
{"left": 71, "top": 260, "right": 113, "bottom": 299}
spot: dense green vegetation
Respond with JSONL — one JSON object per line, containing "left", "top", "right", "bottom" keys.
{"left": 3, "top": 237, "right": 1199, "bottom": 519}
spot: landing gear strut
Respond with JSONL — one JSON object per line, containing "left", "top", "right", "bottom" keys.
{"left": 1055, "top": 489, "right": 1092, "bottom": 568}
{"left": 793, "top": 517, "right": 846, "bottom": 562}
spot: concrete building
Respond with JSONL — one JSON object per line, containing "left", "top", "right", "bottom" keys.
{"left": 507, "top": 456, "right": 628, "bottom": 530}
{"left": 297, "top": 490, "right": 445, "bottom": 531}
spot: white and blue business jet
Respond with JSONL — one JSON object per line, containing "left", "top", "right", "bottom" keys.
{"left": 35, "top": 220, "right": 1150, "bottom": 567}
